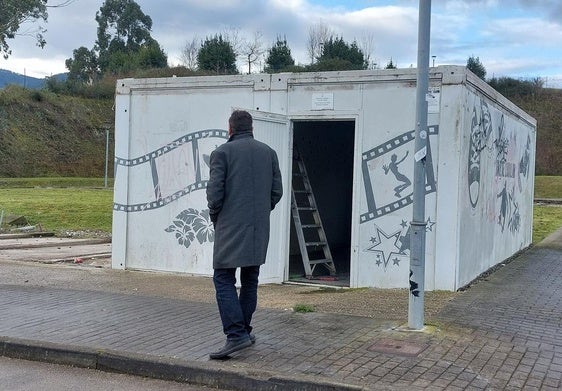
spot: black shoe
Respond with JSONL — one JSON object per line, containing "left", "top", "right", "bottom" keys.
{"left": 209, "top": 338, "right": 252, "bottom": 359}
{"left": 249, "top": 334, "right": 256, "bottom": 344}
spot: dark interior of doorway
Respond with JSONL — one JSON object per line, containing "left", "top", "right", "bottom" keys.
{"left": 289, "top": 120, "right": 355, "bottom": 287}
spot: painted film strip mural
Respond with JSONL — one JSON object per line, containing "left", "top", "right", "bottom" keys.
{"left": 113, "top": 129, "right": 228, "bottom": 213}
{"left": 360, "top": 125, "right": 439, "bottom": 224}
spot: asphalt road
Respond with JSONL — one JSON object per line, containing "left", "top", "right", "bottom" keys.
{"left": 0, "top": 356, "right": 219, "bottom": 391}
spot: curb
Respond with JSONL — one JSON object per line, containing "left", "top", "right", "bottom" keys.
{"left": 0, "top": 238, "right": 111, "bottom": 250}
{"left": 534, "top": 198, "right": 562, "bottom": 205}
{"left": 0, "top": 337, "right": 365, "bottom": 391}
{"left": 37, "top": 253, "right": 112, "bottom": 264}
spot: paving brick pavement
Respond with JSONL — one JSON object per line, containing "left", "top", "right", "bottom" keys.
{"left": 1, "top": 230, "right": 561, "bottom": 390}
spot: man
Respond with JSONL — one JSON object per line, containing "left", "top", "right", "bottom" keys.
{"left": 206, "top": 110, "right": 283, "bottom": 359}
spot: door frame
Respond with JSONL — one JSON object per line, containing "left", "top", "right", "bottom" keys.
{"left": 287, "top": 113, "right": 362, "bottom": 287}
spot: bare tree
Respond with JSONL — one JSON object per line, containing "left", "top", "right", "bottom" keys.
{"left": 180, "top": 36, "right": 199, "bottom": 70}
{"left": 222, "top": 26, "right": 244, "bottom": 57}
{"left": 306, "top": 22, "right": 334, "bottom": 64}
{"left": 360, "top": 32, "right": 376, "bottom": 69}
{"left": 242, "top": 31, "right": 264, "bottom": 74}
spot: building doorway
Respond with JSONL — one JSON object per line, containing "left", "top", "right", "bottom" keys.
{"left": 288, "top": 120, "right": 355, "bottom": 286}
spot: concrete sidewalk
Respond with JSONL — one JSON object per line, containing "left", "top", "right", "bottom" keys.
{"left": 1, "top": 229, "right": 562, "bottom": 390}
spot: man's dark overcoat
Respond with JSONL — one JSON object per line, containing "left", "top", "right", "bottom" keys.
{"left": 206, "top": 131, "right": 283, "bottom": 269}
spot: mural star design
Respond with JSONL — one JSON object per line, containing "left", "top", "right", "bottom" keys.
{"left": 425, "top": 217, "right": 435, "bottom": 232}
{"left": 366, "top": 225, "right": 407, "bottom": 269}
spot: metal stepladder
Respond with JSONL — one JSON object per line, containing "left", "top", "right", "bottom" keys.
{"left": 290, "top": 148, "right": 337, "bottom": 279}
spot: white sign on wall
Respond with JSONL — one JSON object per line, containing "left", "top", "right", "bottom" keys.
{"left": 427, "top": 88, "right": 440, "bottom": 114}
{"left": 312, "top": 93, "right": 334, "bottom": 110}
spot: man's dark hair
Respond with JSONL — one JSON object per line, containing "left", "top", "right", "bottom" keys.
{"left": 229, "top": 110, "right": 253, "bottom": 133}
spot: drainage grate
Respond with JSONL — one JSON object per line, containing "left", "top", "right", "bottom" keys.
{"left": 368, "top": 339, "right": 428, "bottom": 357}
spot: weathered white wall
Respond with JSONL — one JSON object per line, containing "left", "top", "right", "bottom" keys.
{"left": 456, "top": 81, "right": 536, "bottom": 288}
{"left": 113, "top": 67, "right": 536, "bottom": 291}
{"left": 113, "top": 77, "right": 257, "bottom": 276}
{"left": 280, "top": 71, "right": 442, "bottom": 289}
{"left": 357, "top": 80, "right": 441, "bottom": 289}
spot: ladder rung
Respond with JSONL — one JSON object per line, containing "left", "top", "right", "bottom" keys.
{"left": 306, "top": 241, "right": 327, "bottom": 246}
{"left": 291, "top": 150, "right": 337, "bottom": 278}
{"left": 308, "top": 259, "right": 333, "bottom": 265}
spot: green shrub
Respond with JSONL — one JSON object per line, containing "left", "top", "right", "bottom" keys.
{"left": 293, "top": 304, "right": 315, "bottom": 313}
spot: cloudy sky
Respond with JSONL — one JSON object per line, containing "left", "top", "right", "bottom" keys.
{"left": 3, "top": 0, "right": 562, "bottom": 87}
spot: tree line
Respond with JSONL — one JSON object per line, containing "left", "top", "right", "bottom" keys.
{"left": 1, "top": 0, "right": 398, "bottom": 94}
{"left": 1, "top": 0, "right": 545, "bottom": 99}
{"left": 60, "top": 1, "right": 383, "bottom": 82}
{"left": 466, "top": 55, "right": 545, "bottom": 97}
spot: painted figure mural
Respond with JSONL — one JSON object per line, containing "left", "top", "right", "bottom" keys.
{"left": 466, "top": 97, "right": 530, "bottom": 236}
{"left": 383, "top": 151, "right": 411, "bottom": 197}
{"left": 360, "top": 126, "right": 438, "bottom": 278}
{"left": 467, "top": 100, "right": 493, "bottom": 209}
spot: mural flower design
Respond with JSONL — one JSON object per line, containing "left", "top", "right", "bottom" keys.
{"left": 165, "top": 208, "right": 214, "bottom": 248}
{"left": 192, "top": 209, "right": 215, "bottom": 244}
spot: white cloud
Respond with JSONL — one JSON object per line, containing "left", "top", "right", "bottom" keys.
{"left": 483, "top": 17, "right": 562, "bottom": 47}
{"left": 0, "top": 0, "right": 561, "bottom": 83}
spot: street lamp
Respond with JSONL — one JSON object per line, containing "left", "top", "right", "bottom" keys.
{"left": 432, "top": 55, "right": 436, "bottom": 67}
{"left": 103, "top": 122, "right": 111, "bottom": 188}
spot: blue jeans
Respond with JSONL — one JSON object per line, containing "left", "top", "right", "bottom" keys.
{"left": 213, "top": 266, "right": 260, "bottom": 341}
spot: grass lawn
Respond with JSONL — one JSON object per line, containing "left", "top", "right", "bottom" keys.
{"left": 533, "top": 205, "right": 562, "bottom": 243}
{"left": 534, "top": 176, "right": 562, "bottom": 199}
{"left": 0, "top": 177, "right": 561, "bottom": 242}
{"left": 0, "top": 187, "right": 113, "bottom": 233}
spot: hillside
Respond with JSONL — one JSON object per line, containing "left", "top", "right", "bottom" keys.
{"left": 0, "top": 69, "right": 68, "bottom": 89}
{"left": 508, "top": 88, "right": 562, "bottom": 175}
{"left": 0, "top": 86, "right": 114, "bottom": 177}
{"left": 0, "top": 81, "right": 560, "bottom": 178}
{"left": 0, "top": 69, "right": 45, "bottom": 89}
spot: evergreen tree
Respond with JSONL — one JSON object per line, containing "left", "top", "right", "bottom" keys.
{"left": 197, "top": 35, "right": 237, "bottom": 74}
{"left": 467, "top": 55, "right": 486, "bottom": 80}
{"left": 135, "top": 39, "right": 167, "bottom": 69}
{"left": 65, "top": 0, "right": 167, "bottom": 81}
{"left": 94, "top": 0, "right": 166, "bottom": 73}
{"left": 315, "top": 36, "right": 367, "bottom": 71}
{"left": 385, "top": 58, "right": 397, "bottom": 69}
{"left": 265, "top": 37, "right": 295, "bottom": 73}
{"left": 65, "top": 46, "right": 99, "bottom": 83}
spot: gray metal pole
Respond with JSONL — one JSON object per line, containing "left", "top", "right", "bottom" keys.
{"left": 104, "top": 127, "right": 109, "bottom": 188}
{"left": 408, "top": 0, "right": 431, "bottom": 330}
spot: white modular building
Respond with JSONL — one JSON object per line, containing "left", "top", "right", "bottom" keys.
{"left": 112, "top": 66, "right": 536, "bottom": 291}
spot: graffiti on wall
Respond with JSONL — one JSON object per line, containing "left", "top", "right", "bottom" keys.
{"left": 363, "top": 217, "right": 435, "bottom": 270}
{"left": 360, "top": 126, "right": 438, "bottom": 224}
{"left": 383, "top": 151, "right": 411, "bottom": 197}
{"left": 113, "top": 129, "right": 228, "bottom": 213}
{"left": 364, "top": 224, "right": 407, "bottom": 269}
{"left": 496, "top": 181, "right": 521, "bottom": 234}
{"left": 165, "top": 208, "right": 215, "bottom": 248}
{"left": 467, "top": 100, "right": 493, "bottom": 208}
{"left": 360, "top": 127, "right": 438, "bottom": 273}
{"left": 113, "top": 129, "right": 227, "bottom": 250}
{"left": 520, "top": 135, "right": 531, "bottom": 179}
{"left": 466, "top": 98, "right": 530, "bottom": 235}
